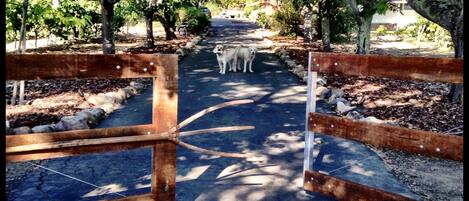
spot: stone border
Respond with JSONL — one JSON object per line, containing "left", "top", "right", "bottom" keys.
{"left": 7, "top": 33, "right": 209, "bottom": 135}
{"left": 8, "top": 80, "right": 147, "bottom": 134}
{"left": 271, "top": 45, "right": 391, "bottom": 125}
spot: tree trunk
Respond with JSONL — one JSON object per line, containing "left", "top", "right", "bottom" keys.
{"left": 145, "top": 12, "right": 155, "bottom": 49}
{"left": 356, "top": 16, "right": 372, "bottom": 54}
{"left": 406, "top": 0, "right": 463, "bottom": 104}
{"left": 164, "top": 25, "right": 177, "bottom": 40}
{"left": 321, "top": 0, "right": 331, "bottom": 51}
{"left": 448, "top": 34, "right": 463, "bottom": 104}
{"left": 303, "top": 5, "right": 313, "bottom": 43}
{"left": 19, "top": 0, "right": 29, "bottom": 53}
{"left": 101, "top": 0, "right": 115, "bottom": 54}
{"left": 321, "top": 17, "right": 331, "bottom": 51}
{"left": 35, "top": 30, "right": 38, "bottom": 48}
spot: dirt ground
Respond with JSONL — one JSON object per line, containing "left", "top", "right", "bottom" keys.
{"left": 269, "top": 35, "right": 463, "bottom": 201}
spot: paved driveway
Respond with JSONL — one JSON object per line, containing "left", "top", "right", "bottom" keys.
{"left": 7, "top": 18, "right": 417, "bottom": 201}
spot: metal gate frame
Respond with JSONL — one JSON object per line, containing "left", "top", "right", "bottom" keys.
{"left": 303, "top": 52, "right": 463, "bottom": 200}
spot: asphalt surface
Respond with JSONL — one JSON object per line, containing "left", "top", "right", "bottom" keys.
{"left": 6, "top": 18, "right": 418, "bottom": 201}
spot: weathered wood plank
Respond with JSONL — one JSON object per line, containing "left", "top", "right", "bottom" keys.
{"left": 6, "top": 54, "right": 177, "bottom": 80}
{"left": 102, "top": 193, "right": 153, "bottom": 201}
{"left": 6, "top": 141, "right": 167, "bottom": 163}
{"left": 304, "top": 170, "right": 415, "bottom": 201}
{"left": 310, "top": 52, "right": 463, "bottom": 83}
{"left": 6, "top": 125, "right": 154, "bottom": 147}
{"left": 6, "top": 131, "right": 171, "bottom": 154}
{"left": 151, "top": 57, "right": 178, "bottom": 200}
{"left": 5, "top": 125, "right": 164, "bottom": 163}
{"left": 308, "top": 113, "right": 463, "bottom": 161}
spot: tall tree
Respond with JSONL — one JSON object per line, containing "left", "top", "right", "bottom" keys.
{"left": 344, "top": 0, "right": 388, "bottom": 54}
{"left": 101, "top": 0, "right": 120, "bottom": 54}
{"left": 154, "top": 0, "right": 184, "bottom": 40}
{"left": 406, "top": 0, "right": 463, "bottom": 104}
{"left": 303, "top": 0, "right": 313, "bottom": 43}
{"left": 320, "top": 0, "right": 331, "bottom": 51}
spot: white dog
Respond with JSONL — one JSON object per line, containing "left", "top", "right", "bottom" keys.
{"left": 213, "top": 44, "right": 239, "bottom": 74}
{"left": 235, "top": 47, "right": 257, "bottom": 73}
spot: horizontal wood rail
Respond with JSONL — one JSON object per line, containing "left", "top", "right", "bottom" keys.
{"left": 6, "top": 54, "right": 177, "bottom": 80}
{"left": 309, "top": 52, "right": 463, "bottom": 83}
{"left": 304, "top": 170, "right": 415, "bottom": 201}
{"left": 308, "top": 112, "right": 463, "bottom": 161}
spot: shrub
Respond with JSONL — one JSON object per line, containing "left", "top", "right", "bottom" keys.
{"left": 256, "top": 11, "right": 271, "bottom": 29}
{"left": 375, "top": 25, "right": 387, "bottom": 36}
{"left": 179, "top": 7, "right": 211, "bottom": 35}
{"left": 271, "top": 2, "right": 302, "bottom": 37}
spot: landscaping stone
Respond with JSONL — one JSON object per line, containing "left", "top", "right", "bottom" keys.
{"left": 123, "top": 86, "right": 138, "bottom": 97}
{"left": 176, "top": 48, "right": 185, "bottom": 57}
{"left": 345, "top": 111, "right": 364, "bottom": 119}
{"left": 316, "top": 86, "right": 331, "bottom": 100}
{"left": 75, "top": 108, "right": 104, "bottom": 126}
{"left": 51, "top": 122, "right": 66, "bottom": 132}
{"left": 13, "top": 126, "right": 32, "bottom": 134}
{"left": 317, "top": 76, "right": 327, "bottom": 86}
{"left": 86, "top": 93, "right": 114, "bottom": 106}
{"left": 286, "top": 60, "right": 296, "bottom": 68}
{"left": 130, "top": 81, "right": 145, "bottom": 92}
{"left": 336, "top": 101, "right": 356, "bottom": 115}
{"left": 360, "top": 116, "right": 385, "bottom": 124}
{"left": 60, "top": 115, "right": 89, "bottom": 130}
{"left": 99, "top": 103, "right": 117, "bottom": 114}
{"left": 32, "top": 125, "right": 53, "bottom": 133}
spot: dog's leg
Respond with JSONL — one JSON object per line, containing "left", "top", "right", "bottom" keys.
{"left": 243, "top": 60, "right": 248, "bottom": 73}
{"left": 249, "top": 59, "right": 254, "bottom": 72}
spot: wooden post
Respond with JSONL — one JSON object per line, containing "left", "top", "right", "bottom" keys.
{"left": 303, "top": 51, "right": 317, "bottom": 180}
{"left": 151, "top": 56, "right": 178, "bottom": 200}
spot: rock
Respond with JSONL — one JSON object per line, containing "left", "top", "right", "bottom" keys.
{"left": 51, "top": 122, "right": 66, "bottom": 132}
{"left": 316, "top": 86, "right": 331, "bottom": 100}
{"left": 99, "top": 103, "right": 117, "bottom": 114}
{"left": 273, "top": 47, "right": 282, "bottom": 55}
{"left": 360, "top": 116, "right": 384, "bottom": 124}
{"left": 184, "top": 42, "right": 194, "bottom": 49}
{"left": 328, "top": 97, "right": 350, "bottom": 105}
{"left": 280, "top": 54, "right": 290, "bottom": 61}
{"left": 175, "top": 48, "right": 185, "bottom": 56}
{"left": 13, "top": 126, "right": 32, "bottom": 134}
{"left": 130, "top": 81, "right": 145, "bottom": 92}
{"left": 286, "top": 60, "right": 296, "bottom": 68}
{"left": 345, "top": 111, "right": 364, "bottom": 120}
{"left": 329, "top": 87, "right": 344, "bottom": 98}
{"left": 336, "top": 101, "right": 356, "bottom": 115}
{"left": 60, "top": 116, "right": 89, "bottom": 130}
{"left": 123, "top": 86, "right": 138, "bottom": 96}
{"left": 317, "top": 76, "right": 327, "bottom": 86}
{"left": 104, "top": 90, "right": 126, "bottom": 104}
{"left": 32, "top": 125, "right": 53, "bottom": 133}
{"left": 86, "top": 93, "right": 114, "bottom": 106}
{"left": 75, "top": 108, "right": 104, "bottom": 126}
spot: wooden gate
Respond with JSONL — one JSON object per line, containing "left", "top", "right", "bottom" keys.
{"left": 303, "top": 52, "right": 463, "bottom": 200}
{"left": 6, "top": 54, "right": 253, "bottom": 200}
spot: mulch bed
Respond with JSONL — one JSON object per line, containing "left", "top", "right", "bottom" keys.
{"left": 269, "top": 36, "right": 463, "bottom": 135}
{"left": 6, "top": 35, "right": 189, "bottom": 130}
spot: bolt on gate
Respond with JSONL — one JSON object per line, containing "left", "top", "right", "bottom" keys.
{"left": 5, "top": 54, "right": 254, "bottom": 201}
{"left": 303, "top": 52, "right": 463, "bottom": 200}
